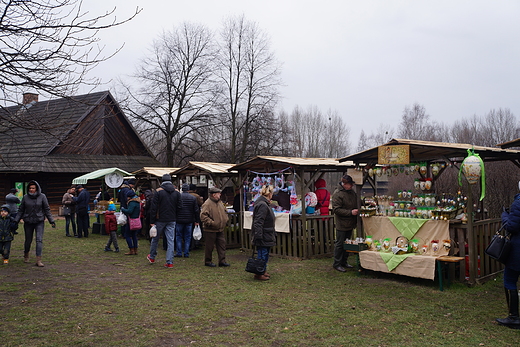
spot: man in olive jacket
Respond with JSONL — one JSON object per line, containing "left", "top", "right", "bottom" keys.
{"left": 331, "top": 175, "right": 359, "bottom": 272}
{"left": 200, "top": 187, "right": 229, "bottom": 267}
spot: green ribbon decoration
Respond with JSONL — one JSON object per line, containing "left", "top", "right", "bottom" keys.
{"left": 458, "top": 148, "right": 486, "bottom": 201}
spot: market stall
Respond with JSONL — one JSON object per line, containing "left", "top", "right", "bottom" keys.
{"left": 338, "top": 138, "right": 520, "bottom": 284}
{"left": 172, "top": 162, "right": 239, "bottom": 247}
{"left": 131, "top": 167, "right": 179, "bottom": 189}
{"left": 230, "top": 156, "right": 355, "bottom": 259}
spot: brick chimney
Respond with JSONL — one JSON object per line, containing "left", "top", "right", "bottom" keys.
{"left": 22, "top": 92, "right": 38, "bottom": 105}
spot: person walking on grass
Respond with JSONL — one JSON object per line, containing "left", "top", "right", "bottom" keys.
{"left": 15, "top": 180, "right": 55, "bottom": 267}
{"left": 251, "top": 185, "right": 276, "bottom": 281}
{"left": 104, "top": 202, "right": 119, "bottom": 252}
{"left": 147, "top": 174, "right": 182, "bottom": 268}
{"left": 0, "top": 205, "right": 17, "bottom": 264}
{"left": 200, "top": 187, "right": 230, "bottom": 268}
{"left": 121, "top": 190, "right": 141, "bottom": 255}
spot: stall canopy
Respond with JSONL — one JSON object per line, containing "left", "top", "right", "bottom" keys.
{"left": 72, "top": 167, "right": 131, "bottom": 185}
{"left": 131, "top": 167, "right": 179, "bottom": 179}
{"left": 172, "top": 162, "right": 236, "bottom": 188}
{"left": 338, "top": 138, "right": 520, "bottom": 164}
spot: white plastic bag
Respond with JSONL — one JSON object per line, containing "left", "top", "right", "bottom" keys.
{"left": 149, "top": 225, "right": 157, "bottom": 238}
{"left": 116, "top": 212, "right": 127, "bottom": 225}
{"left": 193, "top": 225, "right": 202, "bottom": 240}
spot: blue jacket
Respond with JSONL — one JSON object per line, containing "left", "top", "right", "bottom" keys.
{"left": 74, "top": 188, "right": 90, "bottom": 210}
{"left": 501, "top": 193, "right": 520, "bottom": 271}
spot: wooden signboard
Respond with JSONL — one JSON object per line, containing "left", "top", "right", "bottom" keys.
{"left": 378, "top": 145, "right": 410, "bottom": 165}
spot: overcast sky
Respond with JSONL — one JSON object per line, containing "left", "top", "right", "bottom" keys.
{"left": 86, "top": 0, "right": 520, "bottom": 148}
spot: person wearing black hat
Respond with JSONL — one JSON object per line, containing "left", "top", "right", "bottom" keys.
{"left": 5, "top": 188, "right": 20, "bottom": 218}
{"left": 200, "top": 186, "right": 230, "bottom": 267}
{"left": 147, "top": 173, "right": 182, "bottom": 268}
{"left": 331, "top": 175, "right": 359, "bottom": 272}
{"left": 73, "top": 185, "right": 90, "bottom": 238}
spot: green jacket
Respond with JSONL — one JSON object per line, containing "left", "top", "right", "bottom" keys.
{"left": 331, "top": 183, "right": 358, "bottom": 231}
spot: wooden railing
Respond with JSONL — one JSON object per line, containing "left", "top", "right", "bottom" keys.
{"left": 240, "top": 214, "right": 335, "bottom": 259}
{"left": 450, "top": 218, "right": 504, "bottom": 284}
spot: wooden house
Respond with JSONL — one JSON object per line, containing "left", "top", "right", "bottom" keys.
{"left": 0, "top": 91, "right": 160, "bottom": 213}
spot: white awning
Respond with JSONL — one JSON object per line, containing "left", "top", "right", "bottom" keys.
{"left": 72, "top": 167, "right": 131, "bottom": 185}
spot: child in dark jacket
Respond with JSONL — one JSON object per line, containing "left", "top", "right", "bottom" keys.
{"left": 104, "top": 203, "right": 119, "bottom": 252}
{"left": 0, "top": 205, "right": 17, "bottom": 264}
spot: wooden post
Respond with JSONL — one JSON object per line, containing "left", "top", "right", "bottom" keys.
{"left": 466, "top": 186, "right": 477, "bottom": 285}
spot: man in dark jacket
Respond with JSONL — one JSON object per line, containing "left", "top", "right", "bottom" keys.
{"left": 73, "top": 185, "right": 90, "bottom": 238}
{"left": 147, "top": 174, "right": 182, "bottom": 268}
{"left": 15, "top": 180, "right": 55, "bottom": 267}
{"left": 331, "top": 175, "right": 359, "bottom": 272}
{"left": 175, "top": 183, "right": 200, "bottom": 258}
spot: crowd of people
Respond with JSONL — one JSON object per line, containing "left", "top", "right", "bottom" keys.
{"left": 3, "top": 174, "right": 519, "bottom": 326}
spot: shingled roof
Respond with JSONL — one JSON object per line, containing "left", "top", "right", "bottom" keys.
{"left": 0, "top": 91, "right": 160, "bottom": 173}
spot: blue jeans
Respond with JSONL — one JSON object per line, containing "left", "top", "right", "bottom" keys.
{"left": 124, "top": 228, "right": 138, "bottom": 249}
{"left": 256, "top": 246, "right": 271, "bottom": 273}
{"left": 504, "top": 267, "right": 520, "bottom": 290}
{"left": 175, "top": 223, "right": 193, "bottom": 257}
{"left": 149, "top": 221, "right": 176, "bottom": 264}
{"left": 65, "top": 212, "right": 76, "bottom": 236}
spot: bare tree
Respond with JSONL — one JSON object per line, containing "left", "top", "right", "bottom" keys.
{"left": 119, "top": 23, "right": 217, "bottom": 166}
{"left": 357, "top": 124, "right": 394, "bottom": 151}
{"left": 0, "top": 0, "right": 139, "bottom": 110}
{"left": 215, "top": 15, "right": 281, "bottom": 163}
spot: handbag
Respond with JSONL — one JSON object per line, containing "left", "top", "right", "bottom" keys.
{"left": 245, "top": 249, "right": 266, "bottom": 275}
{"left": 485, "top": 226, "right": 512, "bottom": 264}
{"left": 62, "top": 205, "right": 71, "bottom": 216}
{"left": 129, "top": 217, "right": 142, "bottom": 231}
{"left": 193, "top": 225, "right": 202, "bottom": 241}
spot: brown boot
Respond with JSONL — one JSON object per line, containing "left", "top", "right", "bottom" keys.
{"left": 133, "top": 248, "right": 138, "bottom": 255}
{"left": 24, "top": 252, "right": 30, "bottom": 263}
{"left": 35, "top": 256, "right": 44, "bottom": 267}
{"left": 254, "top": 274, "right": 270, "bottom": 281}
{"left": 125, "top": 248, "right": 134, "bottom": 255}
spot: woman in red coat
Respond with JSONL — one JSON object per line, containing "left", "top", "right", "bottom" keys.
{"left": 314, "top": 178, "right": 330, "bottom": 216}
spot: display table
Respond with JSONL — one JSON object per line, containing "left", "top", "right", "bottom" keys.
{"left": 242, "top": 211, "right": 291, "bottom": 233}
{"left": 359, "top": 216, "right": 450, "bottom": 280}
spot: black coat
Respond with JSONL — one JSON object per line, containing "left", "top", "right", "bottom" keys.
{"left": 177, "top": 192, "right": 200, "bottom": 224}
{"left": 252, "top": 195, "right": 276, "bottom": 247}
{"left": 150, "top": 181, "right": 182, "bottom": 224}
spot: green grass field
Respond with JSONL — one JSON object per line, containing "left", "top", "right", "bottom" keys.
{"left": 0, "top": 219, "right": 518, "bottom": 346}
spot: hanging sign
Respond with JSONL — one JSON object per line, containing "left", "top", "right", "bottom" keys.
{"left": 105, "top": 172, "right": 124, "bottom": 188}
{"left": 378, "top": 145, "right": 410, "bottom": 165}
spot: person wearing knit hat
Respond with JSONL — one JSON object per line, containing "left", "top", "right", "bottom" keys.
{"left": 104, "top": 203, "right": 119, "bottom": 252}
{"left": 5, "top": 188, "right": 20, "bottom": 218}
{"left": 121, "top": 189, "right": 142, "bottom": 255}
{"left": 0, "top": 204, "right": 16, "bottom": 264}
{"left": 147, "top": 172, "right": 182, "bottom": 268}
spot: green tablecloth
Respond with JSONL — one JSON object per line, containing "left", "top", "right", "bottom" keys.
{"left": 378, "top": 252, "right": 416, "bottom": 271}
{"left": 387, "top": 217, "right": 429, "bottom": 240}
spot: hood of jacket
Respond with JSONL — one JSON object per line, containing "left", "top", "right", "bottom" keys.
{"left": 160, "top": 181, "right": 176, "bottom": 193}
{"left": 315, "top": 178, "right": 327, "bottom": 189}
{"left": 27, "top": 180, "right": 42, "bottom": 199}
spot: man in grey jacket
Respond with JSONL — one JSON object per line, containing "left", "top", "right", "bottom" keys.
{"left": 331, "top": 175, "right": 359, "bottom": 272}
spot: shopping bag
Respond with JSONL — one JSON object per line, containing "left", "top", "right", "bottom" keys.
{"left": 129, "top": 217, "right": 142, "bottom": 231}
{"left": 149, "top": 225, "right": 157, "bottom": 238}
{"left": 116, "top": 213, "right": 127, "bottom": 226}
{"left": 193, "top": 225, "right": 202, "bottom": 240}
{"left": 245, "top": 250, "right": 266, "bottom": 275}
{"left": 485, "top": 226, "right": 511, "bottom": 264}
